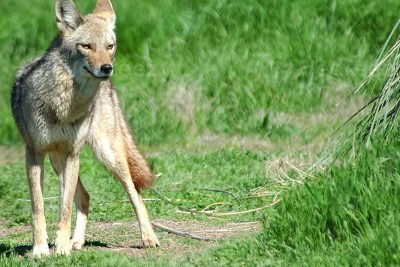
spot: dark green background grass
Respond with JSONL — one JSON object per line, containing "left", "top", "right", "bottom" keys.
{"left": 1, "top": 0, "right": 400, "bottom": 266}
{"left": 1, "top": 0, "right": 399, "bottom": 145}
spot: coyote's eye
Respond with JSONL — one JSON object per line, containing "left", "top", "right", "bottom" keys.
{"left": 81, "top": 44, "right": 91, "bottom": 50}
{"left": 107, "top": 44, "right": 115, "bottom": 50}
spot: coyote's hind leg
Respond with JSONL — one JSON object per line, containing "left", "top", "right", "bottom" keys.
{"left": 88, "top": 137, "right": 159, "bottom": 248}
{"left": 71, "top": 178, "right": 90, "bottom": 250}
{"left": 49, "top": 153, "right": 80, "bottom": 255}
{"left": 50, "top": 156, "right": 90, "bottom": 251}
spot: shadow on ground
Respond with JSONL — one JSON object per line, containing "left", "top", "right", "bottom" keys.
{"left": 0, "top": 241, "right": 113, "bottom": 257}
{"left": 0, "top": 243, "right": 38, "bottom": 257}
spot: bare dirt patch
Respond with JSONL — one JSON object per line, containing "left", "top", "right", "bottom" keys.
{"left": 0, "top": 221, "right": 30, "bottom": 238}
{"left": 152, "top": 219, "right": 260, "bottom": 240}
{"left": 85, "top": 220, "right": 261, "bottom": 257}
{"left": 193, "top": 134, "right": 276, "bottom": 152}
{"left": 0, "top": 146, "right": 24, "bottom": 165}
{"left": 0, "top": 220, "right": 7, "bottom": 237}
{"left": 272, "top": 96, "right": 365, "bottom": 132}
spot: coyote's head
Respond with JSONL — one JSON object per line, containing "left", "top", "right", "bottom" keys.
{"left": 56, "top": 0, "right": 116, "bottom": 80}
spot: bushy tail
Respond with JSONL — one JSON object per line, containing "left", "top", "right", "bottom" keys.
{"left": 120, "top": 118, "right": 155, "bottom": 192}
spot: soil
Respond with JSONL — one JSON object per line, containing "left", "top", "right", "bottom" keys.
{"left": 0, "top": 146, "right": 24, "bottom": 165}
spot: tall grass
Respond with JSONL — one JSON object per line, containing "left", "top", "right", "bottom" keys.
{"left": 317, "top": 20, "right": 400, "bottom": 166}
{"left": 352, "top": 30, "right": 400, "bottom": 145}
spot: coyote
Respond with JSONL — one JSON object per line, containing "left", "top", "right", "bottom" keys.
{"left": 11, "top": 0, "right": 159, "bottom": 257}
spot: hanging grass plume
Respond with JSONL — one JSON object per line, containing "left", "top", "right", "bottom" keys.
{"left": 346, "top": 19, "right": 400, "bottom": 146}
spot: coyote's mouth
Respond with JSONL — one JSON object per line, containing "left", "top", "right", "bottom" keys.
{"left": 83, "top": 66, "right": 110, "bottom": 80}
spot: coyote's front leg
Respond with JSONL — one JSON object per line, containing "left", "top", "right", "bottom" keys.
{"left": 26, "top": 147, "right": 49, "bottom": 257}
{"left": 50, "top": 153, "right": 80, "bottom": 255}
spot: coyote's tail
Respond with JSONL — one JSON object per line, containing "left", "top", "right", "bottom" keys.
{"left": 121, "top": 118, "right": 155, "bottom": 192}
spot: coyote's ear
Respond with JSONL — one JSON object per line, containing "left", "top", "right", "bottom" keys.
{"left": 55, "top": 0, "right": 83, "bottom": 32}
{"left": 93, "top": 0, "right": 116, "bottom": 29}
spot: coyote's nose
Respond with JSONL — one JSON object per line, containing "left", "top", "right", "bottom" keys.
{"left": 100, "top": 64, "right": 113, "bottom": 74}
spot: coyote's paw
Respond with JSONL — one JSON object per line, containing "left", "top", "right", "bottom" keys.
{"left": 32, "top": 243, "right": 50, "bottom": 258}
{"left": 55, "top": 244, "right": 71, "bottom": 255}
{"left": 70, "top": 238, "right": 85, "bottom": 250}
{"left": 141, "top": 231, "right": 160, "bottom": 248}
{"left": 55, "top": 232, "right": 71, "bottom": 255}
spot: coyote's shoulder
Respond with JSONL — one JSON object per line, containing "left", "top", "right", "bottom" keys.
{"left": 11, "top": 0, "right": 159, "bottom": 257}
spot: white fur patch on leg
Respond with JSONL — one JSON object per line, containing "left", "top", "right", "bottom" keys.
{"left": 32, "top": 243, "right": 50, "bottom": 258}
{"left": 55, "top": 228, "right": 71, "bottom": 255}
{"left": 71, "top": 212, "right": 87, "bottom": 250}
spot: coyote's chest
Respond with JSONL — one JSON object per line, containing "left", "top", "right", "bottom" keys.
{"left": 37, "top": 77, "right": 100, "bottom": 152}
{"left": 48, "top": 74, "right": 99, "bottom": 124}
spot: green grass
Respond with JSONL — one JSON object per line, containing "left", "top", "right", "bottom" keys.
{"left": 1, "top": 0, "right": 400, "bottom": 266}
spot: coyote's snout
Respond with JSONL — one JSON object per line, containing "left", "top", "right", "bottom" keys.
{"left": 11, "top": 0, "right": 159, "bottom": 257}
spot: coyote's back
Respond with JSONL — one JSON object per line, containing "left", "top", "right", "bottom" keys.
{"left": 11, "top": 0, "right": 159, "bottom": 257}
